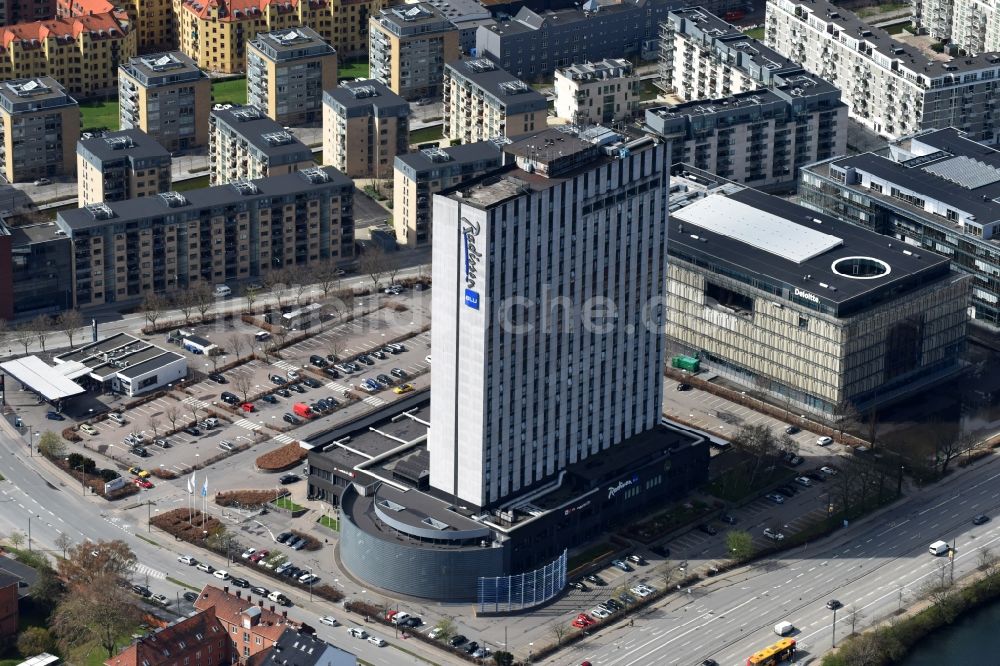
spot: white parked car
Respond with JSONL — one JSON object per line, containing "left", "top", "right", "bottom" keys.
{"left": 763, "top": 528, "right": 785, "bottom": 541}
{"left": 816, "top": 436, "right": 833, "bottom": 446}
{"left": 241, "top": 548, "right": 256, "bottom": 560}
{"left": 591, "top": 607, "right": 611, "bottom": 619}
{"left": 196, "top": 563, "right": 214, "bottom": 574}
{"left": 630, "top": 585, "right": 653, "bottom": 598}
{"left": 794, "top": 476, "right": 813, "bottom": 487}
{"left": 178, "top": 555, "right": 197, "bottom": 565}
{"left": 150, "top": 593, "right": 170, "bottom": 606}
{"left": 367, "top": 636, "right": 387, "bottom": 647}
{"left": 428, "top": 627, "right": 443, "bottom": 639}
{"left": 820, "top": 466, "right": 839, "bottom": 476}
{"left": 320, "top": 616, "right": 339, "bottom": 627}
{"left": 213, "top": 569, "right": 230, "bottom": 580}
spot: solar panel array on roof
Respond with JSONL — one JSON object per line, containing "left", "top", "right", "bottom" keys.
{"left": 672, "top": 194, "right": 844, "bottom": 265}
{"left": 922, "top": 155, "right": 1000, "bottom": 190}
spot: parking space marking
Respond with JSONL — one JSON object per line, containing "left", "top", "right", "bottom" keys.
{"left": 363, "top": 396, "right": 386, "bottom": 407}
{"left": 182, "top": 396, "right": 210, "bottom": 409}
{"left": 273, "top": 360, "right": 299, "bottom": 372}
{"left": 274, "top": 434, "right": 296, "bottom": 444}
{"left": 327, "top": 382, "right": 351, "bottom": 392}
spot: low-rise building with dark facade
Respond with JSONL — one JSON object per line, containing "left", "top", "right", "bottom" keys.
{"left": 0, "top": 220, "right": 73, "bottom": 320}
{"left": 307, "top": 391, "right": 708, "bottom": 604}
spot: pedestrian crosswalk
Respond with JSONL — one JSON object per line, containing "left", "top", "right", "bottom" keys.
{"left": 182, "top": 396, "right": 210, "bottom": 409}
{"left": 363, "top": 396, "right": 386, "bottom": 407}
{"left": 274, "top": 433, "right": 296, "bottom": 444}
{"left": 273, "top": 360, "right": 299, "bottom": 372}
{"left": 233, "top": 418, "right": 262, "bottom": 432}
{"left": 135, "top": 563, "right": 166, "bottom": 580}
{"left": 327, "top": 382, "right": 350, "bottom": 393}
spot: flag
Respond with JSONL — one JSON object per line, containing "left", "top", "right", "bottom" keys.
{"left": 187, "top": 472, "right": 196, "bottom": 494}
{"left": 201, "top": 477, "right": 208, "bottom": 498}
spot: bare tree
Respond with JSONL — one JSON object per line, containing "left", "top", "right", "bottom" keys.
{"left": 148, "top": 416, "right": 161, "bottom": 438}
{"left": 164, "top": 405, "right": 180, "bottom": 432}
{"left": 51, "top": 575, "right": 141, "bottom": 658}
{"left": 316, "top": 260, "right": 343, "bottom": 298}
{"left": 192, "top": 283, "right": 214, "bottom": 321}
{"left": 229, "top": 334, "right": 248, "bottom": 361}
{"left": 209, "top": 350, "right": 222, "bottom": 373}
{"left": 141, "top": 292, "right": 166, "bottom": 331}
{"left": 12, "top": 322, "right": 34, "bottom": 355}
{"left": 232, "top": 372, "right": 254, "bottom": 403}
{"left": 243, "top": 285, "right": 259, "bottom": 314}
{"left": 326, "top": 329, "right": 344, "bottom": 363}
{"left": 848, "top": 604, "right": 864, "bottom": 635}
{"left": 59, "top": 540, "right": 137, "bottom": 586}
{"left": 266, "top": 269, "right": 290, "bottom": 312}
{"left": 54, "top": 532, "right": 72, "bottom": 559}
{"left": 175, "top": 290, "right": 196, "bottom": 324}
{"left": 385, "top": 251, "right": 403, "bottom": 287}
{"left": 287, "top": 266, "right": 310, "bottom": 306}
{"left": 360, "top": 245, "right": 388, "bottom": 291}
{"left": 929, "top": 425, "right": 977, "bottom": 477}
{"left": 550, "top": 622, "right": 569, "bottom": 645}
{"left": 56, "top": 309, "right": 84, "bottom": 349}
{"left": 188, "top": 401, "right": 202, "bottom": 425}
{"left": 32, "top": 314, "right": 51, "bottom": 352}
{"left": 731, "top": 424, "right": 780, "bottom": 486}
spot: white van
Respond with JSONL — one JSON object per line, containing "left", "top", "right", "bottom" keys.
{"left": 214, "top": 284, "right": 232, "bottom": 297}
{"left": 929, "top": 540, "right": 950, "bottom": 556}
{"left": 267, "top": 590, "right": 290, "bottom": 606}
{"left": 390, "top": 612, "right": 410, "bottom": 625}
{"left": 348, "top": 628, "right": 368, "bottom": 639}
{"left": 108, "top": 413, "right": 127, "bottom": 426}
{"left": 774, "top": 621, "right": 795, "bottom": 636}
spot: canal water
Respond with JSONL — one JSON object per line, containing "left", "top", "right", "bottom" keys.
{"left": 899, "top": 599, "right": 1000, "bottom": 665}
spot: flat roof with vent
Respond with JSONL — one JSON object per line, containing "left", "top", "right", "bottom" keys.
{"left": 0, "top": 356, "right": 87, "bottom": 401}
{"left": 323, "top": 80, "right": 410, "bottom": 117}
{"left": 445, "top": 59, "right": 547, "bottom": 114}
{"left": 122, "top": 51, "right": 206, "bottom": 86}
{"left": 212, "top": 105, "right": 313, "bottom": 162}
{"left": 0, "top": 76, "right": 75, "bottom": 112}
{"left": 77, "top": 129, "right": 170, "bottom": 166}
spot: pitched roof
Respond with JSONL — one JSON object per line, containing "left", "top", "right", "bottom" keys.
{"left": 104, "top": 606, "right": 227, "bottom": 666}
{"left": 194, "top": 585, "right": 297, "bottom": 643}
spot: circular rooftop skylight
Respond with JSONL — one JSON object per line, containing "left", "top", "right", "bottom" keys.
{"left": 831, "top": 256, "right": 891, "bottom": 280}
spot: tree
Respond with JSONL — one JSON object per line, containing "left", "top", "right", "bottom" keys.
{"left": 58, "top": 540, "right": 137, "bottom": 587}
{"left": 385, "top": 251, "right": 403, "bottom": 287}
{"left": 51, "top": 576, "right": 141, "bottom": 658}
{"left": 726, "top": 530, "right": 754, "bottom": 561}
{"left": 29, "top": 565, "right": 64, "bottom": 608}
{"left": 164, "top": 404, "right": 180, "bottom": 432}
{"left": 148, "top": 415, "right": 161, "bottom": 438}
{"left": 848, "top": 604, "right": 864, "bottom": 635}
{"left": 266, "top": 269, "right": 290, "bottom": 312}
{"left": 141, "top": 292, "right": 166, "bottom": 330}
{"left": 244, "top": 285, "right": 259, "bottom": 314}
{"left": 175, "top": 290, "right": 196, "bottom": 324}
{"left": 12, "top": 322, "right": 34, "bottom": 355}
{"left": 929, "top": 425, "right": 976, "bottom": 477}
{"left": 17, "top": 626, "right": 55, "bottom": 656}
{"left": 54, "top": 531, "right": 73, "bottom": 559}
{"left": 188, "top": 401, "right": 202, "bottom": 425}
{"left": 7, "top": 531, "right": 24, "bottom": 549}
{"left": 56, "top": 309, "right": 84, "bottom": 349}
{"left": 433, "top": 617, "right": 456, "bottom": 640}
{"left": 229, "top": 334, "right": 248, "bottom": 361}
{"left": 32, "top": 315, "right": 52, "bottom": 352}
{"left": 776, "top": 433, "right": 799, "bottom": 458}
{"left": 550, "top": 622, "right": 568, "bottom": 645}
{"left": 37, "top": 431, "right": 65, "bottom": 459}
{"left": 192, "top": 283, "right": 214, "bottom": 321}
{"left": 731, "top": 424, "right": 780, "bottom": 486}
{"left": 360, "top": 245, "right": 388, "bottom": 291}
{"left": 287, "top": 266, "right": 310, "bottom": 306}
{"left": 492, "top": 651, "right": 514, "bottom": 666}
{"left": 233, "top": 372, "right": 253, "bottom": 403}
{"left": 316, "top": 260, "right": 343, "bottom": 298}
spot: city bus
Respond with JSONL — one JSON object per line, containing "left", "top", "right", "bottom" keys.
{"left": 746, "top": 638, "right": 796, "bottom": 666}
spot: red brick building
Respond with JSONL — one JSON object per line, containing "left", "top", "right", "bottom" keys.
{"left": 194, "top": 585, "right": 299, "bottom": 664}
{"left": 0, "top": 573, "right": 17, "bottom": 640}
{"left": 104, "top": 606, "right": 228, "bottom": 666}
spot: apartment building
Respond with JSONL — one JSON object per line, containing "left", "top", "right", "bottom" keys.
{"left": 0, "top": 78, "right": 79, "bottom": 184}
{"left": 59, "top": 0, "right": 173, "bottom": 53}
{"left": 10, "top": 0, "right": 53, "bottom": 23}
{"left": 476, "top": 0, "right": 738, "bottom": 81}
{"left": 173, "top": 0, "right": 385, "bottom": 74}
{"left": 554, "top": 58, "right": 639, "bottom": 125}
{"left": 0, "top": 220, "right": 73, "bottom": 318}
{"left": 666, "top": 166, "right": 969, "bottom": 415}
{"left": 0, "top": 12, "right": 137, "bottom": 98}
{"left": 392, "top": 141, "right": 501, "bottom": 247}
{"left": 442, "top": 58, "right": 547, "bottom": 144}
{"left": 119, "top": 51, "right": 211, "bottom": 152}
{"left": 77, "top": 129, "right": 171, "bottom": 205}
{"left": 766, "top": 0, "right": 1000, "bottom": 142}
{"left": 247, "top": 27, "right": 337, "bottom": 126}
{"left": 369, "top": 4, "right": 460, "bottom": 100}
{"left": 644, "top": 73, "right": 846, "bottom": 190}
{"left": 104, "top": 606, "right": 228, "bottom": 666}
{"left": 209, "top": 106, "right": 313, "bottom": 186}
{"left": 322, "top": 80, "right": 409, "bottom": 179}
{"left": 193, "top": 586, "right": 300, "bottom": 665}
{"left": 55, "top": 166, "right": 355, "bottom": 307}
{"left": 801, "top": 127, "right": 1000, "bottom": 329}
{"left": 912, "top": 0, "right": 1000, "bottom": 54}
{"left": 658, "top": 7, "right": 801, "bottom": 103}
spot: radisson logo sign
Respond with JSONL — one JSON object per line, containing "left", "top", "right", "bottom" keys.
{"left": 607, "top": 474, "right": 640, "bottom": 500}
{"left": 794, "top": 288, "right": 820, "bottom": 304}
{"left": 462, "top": 216, "right": 482, "bottom": 310}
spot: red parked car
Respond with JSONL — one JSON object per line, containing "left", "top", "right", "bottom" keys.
{"left": 241, "top": 402, "right": 255, "bottom": 413}
{"left": 133, "top": 477, "right": 153, "bottom": 489}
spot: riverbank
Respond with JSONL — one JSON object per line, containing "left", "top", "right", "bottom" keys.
{"left": 821, "top": 554, "right": 1000, "bottom": 665}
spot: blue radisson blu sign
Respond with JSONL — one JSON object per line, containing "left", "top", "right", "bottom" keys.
{"left": 462, "top": 216, "right": 482, "bottom": 310}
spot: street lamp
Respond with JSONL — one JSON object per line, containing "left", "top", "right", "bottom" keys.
{"left": 27, "top": 514, "right": 39, "bottom": 551}
{"left": 308, "top": 566, "right": 314, "bottom": 602}
{"left": 831, "top": 606, "right": 838, "bottom": 647}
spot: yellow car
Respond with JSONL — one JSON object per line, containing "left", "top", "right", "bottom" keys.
{"left": 128, "top": 467, "right": 151, "bottom": 479}
{"left": 393, "top": 383, "right": 414, "bottom": 395}
{"left": 79, "top": 423, "right": 98, "bottom": 436}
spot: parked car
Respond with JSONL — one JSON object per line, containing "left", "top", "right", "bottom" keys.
{"left": 288, "top": 383, "right": 305, "bottom": 394}
{"left": 766, "top": 493, "right": 786, "bottom": 504}
{"left": 280, "top": 474, "right": 300, "bottom": 485}
{"left": 676, "top": 383, "right": 692, "bottom": 391}
{"left": 611, "top": 559, "right": 631, "bottom": 572}
{"left": 698, "top": 524, "right": 718, "bottom": 536}
{"left": 262, "top": 394, "right": 278, "bottom": 404}
{"left": 196, "top": 563, "right": 214, "bottom": 574}
{"left": 283, "top": 413, "right": 302, "bottom": 425}
{"left": 763, "top": 528, "right": 785, "bottom": 541}
{"left": 819, "top": 465, "right": 839, "bottom": 476}
{"left": 241, "top": 548, "right": 257, "bottom": 560}
{"left": 183, "top": 591, "right": 199, "bottom": 602}
{"left": 213, "top": 569, "right": 230, "bottom": 580}
{"left": 393, "top": 383, "right": 415, "bottom": 394}
{"left": 45, "top": 411, "right": 65, "bottom": 421}
{"left": 816, "top": 436, "right": 833, "bottom": 446}
{"left": 276, "top": 531, "right": 293, "bottom": 543}
{"left": 794, "top": 476, "right": 813, "bottom": 487}
{"left": 310, "top": 355, "right": 328, "bottom": 368}
{"left": 301, "top": 376, "right": 321, "bottom": 389}
{"left": 323, "top": 367, "right": 341, "bottom": 379}
{"left": 250, "top": 550, "right": 269, "bottom": 563}
{"left": 390, "top": 368, "right": 408, "bottom": 379}
{"left": 270, "top": 375, "right": 288, "bottom": 385}
{"left": 178, "top": 555, "right": 197, "bottom": 565}
{"left": 218, "top": 441, "right": 235, "bottom": 452}
{"left": 585, "top": 574, "right": 603, "bottom": 586}
{"left": 150, "top": 593, "right": 170, "bottom": 606}
{"left": 209, "top": 373, "right": 227, "bottom": 384}
{"left": 79, "top": 423, "right": 98, "bottom": 435}
{"left": 132, "top": 584, "right": 151, "bottom": 597}
{"left": 320, "top": 616, "right": 338, "bottom": 627}
{"left": 251, "top": 586, "right": 270, "bottom": 596}
{"left": 133, "top": 477, "right": 153, "bottom": 489}
{"left": 720, "top": 514, "right": 738, "bottom": 525}
{"left": 784, "top": 425, "right": 800, "bottom": 434}
{"left": 448, "top": 635, "right": 467, "bottom": 647}
{"left": 591, "top": 607, "right": 611, "bottom": 619}
{"left": 231, "top": 577, "right": 250, "bottom": 588}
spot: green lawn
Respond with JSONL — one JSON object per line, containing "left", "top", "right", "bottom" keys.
{"left": 273, "top": 496, "right": 305, "bottom": 512}
{"left": 339, "top": 61, "right": 370, "bottom": 81}
{"left": 80, "top": 99, "right": 120, "bottom": 131}
{"left": 640, "top": 80, "right": 660, "bottom": 102}
{"left": 174, "top": 175, "right": 210, "bottom": 192}
{"left": 409, "top": 125, "right": 443, "bottom": 145}
{"left": 744, "top": 26, "right": 765, "bottom": 40}
{"left": 884, "top": 20, "right": 912, "bottom": 34}
{"left": 212, "top": 78, "right": 247, "bottom": 106}
{"left": 857, "top": 1, "right": 908, "bottom": 17}
{"left": 567, "top": 541, "right": 616, "bottom": 571}
{"left": 318, "top": 514, "right": 340, "bottom": 531}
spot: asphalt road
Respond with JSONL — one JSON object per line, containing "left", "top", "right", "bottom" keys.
{"left": 0, "top": 419, "right": 462, "bottom": 666}
{"left": 548, "top": 454, "right": 1000, "bottom": 666}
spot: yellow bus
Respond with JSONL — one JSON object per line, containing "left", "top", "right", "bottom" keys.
{"left": 746, "top": 638, "right": 796, "bottom": 666}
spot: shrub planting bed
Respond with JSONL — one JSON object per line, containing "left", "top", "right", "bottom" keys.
{"left": 151, "top": 509, "right": 225, "bottom": 544}
{"left": 215, "top": 489, "right": 288, "bottom": 508}
{"left": 256, "top": 442, "right": 306, "bottom": 471}
{"left": 289, "top": 530, "right": 321, "bottom": 551}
